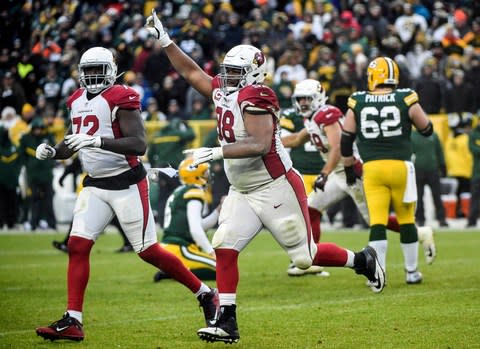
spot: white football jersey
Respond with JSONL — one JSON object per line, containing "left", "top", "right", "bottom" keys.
{"left": 304, "top": 104, "right": 359, "bottom": 173}
{"left": 211, "top": 77, "right": 292, "bottom": 192}
{"left": 67, "top": 85, "right": 142, "bottom": 178}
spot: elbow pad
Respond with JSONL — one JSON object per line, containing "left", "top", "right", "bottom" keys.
{"left": 340, "top": 130, "right": 356, "bottom": 157}
{"left": 419, "top": 121, "right": 433, "bottom": 137}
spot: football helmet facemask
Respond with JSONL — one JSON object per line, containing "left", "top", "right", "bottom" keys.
{"left": 178, "top": 158, "right": 210, "bottom": 186}
{"left": 367, "top": 56, "right": 399, "bottom": 91}
{"left": 78, "top": 47, "right": 117, "bottom": 94}
{"left": 220, "top": 45, "right": 267, "bottom": 94}
{"left": 292, "top": 79, "right": 328, "bottom": 118}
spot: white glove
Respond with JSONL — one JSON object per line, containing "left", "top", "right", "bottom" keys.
{"left": 183, "top": 147, "right": 223, "bottom": 166}
{"left": 65, "top": 134, "right": 102, "bottom": 151}
{"left": 145, "top": 9, "right": 173, "bottom": 47}
{"left": 35, "top": 143, "right": 56, "bottom": 160}
{"left": 147, "top": 167, "right": 178, "bottom": 182}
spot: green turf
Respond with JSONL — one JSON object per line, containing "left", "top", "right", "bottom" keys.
{"left": 0, "top": 229, "right": 479, "bottom": 349}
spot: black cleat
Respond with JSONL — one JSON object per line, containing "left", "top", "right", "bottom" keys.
{"left": 153, "top": 270, "right": 170, "bottom": 282}
{"left": 52, "top": 240, "right": 68, "bottom": 253}
{"left": 197, "top": 305, "right": 240, "bottom": 344}
{"left": 115, "top": 244, "right": 134, "bottom": 253}
{"left": 354, "top": 246, "right": 385, "bottom": 293}
{"left": 197, "top": 288, "right": 219, "bottom": 326}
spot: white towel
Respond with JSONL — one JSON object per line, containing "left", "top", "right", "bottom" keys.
{"left": 403, "top": 161, "right": 417, "bottom": 203}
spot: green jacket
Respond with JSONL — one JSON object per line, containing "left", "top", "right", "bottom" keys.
{"left": 18, "top": 131, "right": 55, "bottom": 185}
{"left": 469, "top": 125, "right": 480, "bottom": 180}
{"left": 147, "top": 118, "right": 195, "bottom": 168}
{"left": 412, "top": 130, "right": 445, "bottom": 173}
{"left": 0, "top": 128, "right": 22, "bottom": 189}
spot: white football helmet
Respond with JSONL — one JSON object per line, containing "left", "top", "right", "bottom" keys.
{"left": 220, "top": 44, "right": 267, "bottom": 94}
{"left": 78, "top": 47, "right": 117, "bottom": 94}
{"left": 292, "top": 79, "right": 328, "bottom": 118}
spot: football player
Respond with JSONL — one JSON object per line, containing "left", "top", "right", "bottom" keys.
{"left": 280, "top": 92, "right": 329, "bottom": 277}
{"left": 146, "top": 10, "right": 385, "bottom": 344}
{"left": 152, "top": 158, "right": 220, "bottom": 282}
{"left": 34, "top": 47, "right": 218, "bottom": 342}
{"left": 283, "top": 79, "right": 436, "bottom": 277}
{"left": 341, "top": 56, "right": 433, "bottom": 285}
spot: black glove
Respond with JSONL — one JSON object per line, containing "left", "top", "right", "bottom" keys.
{"left": 313, "top": 172, "right": 328, "bottom": 192}
{"left": 344, "top": 166, "right": 357, "bottom": 186}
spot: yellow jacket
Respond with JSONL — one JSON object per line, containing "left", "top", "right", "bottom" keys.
{"left": 444, "top": 133, "right": 473, "bottom": 178}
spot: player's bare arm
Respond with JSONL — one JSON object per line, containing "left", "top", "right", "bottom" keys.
{"left": 409, "top": 103, "right": 433, "bottom": 137}
{"left": 281, "top": 127, "right": 309, "bottom": 148}
{"left": 53, "top": 125, "right": 75, "bottom": 160}
{"left": 222, "top": 110, "right": 274, "bottom": 158}
{"left": 341, "top": 109, "right": 357, "bottom": 167}
{"left": 321, "top": 122, "right": 342, "bottom": 175}
{"left": 102, "top": 109, "right": 147, "bottom": 156}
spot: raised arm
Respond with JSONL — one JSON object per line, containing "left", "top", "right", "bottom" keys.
{"left": 146, "top": 9, "right": 213, "bottom": 98}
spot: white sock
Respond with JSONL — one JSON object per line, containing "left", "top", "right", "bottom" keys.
{"left": 401, "top": 241, "right": 419, "bottom": 272}
{"left": 67, "top": 310, "right": 82, "bottom": 324}
{"left": 219, "top": 293, "right": 236, "bottom": 306}
{"left": 195, "top": 283, "right": 211, "bottom": 298}
{"left": 369, "top": 240, "right": 388, "bottom": 271}
{"left": 345, "top": 250, "right": 355, "bottom": 267}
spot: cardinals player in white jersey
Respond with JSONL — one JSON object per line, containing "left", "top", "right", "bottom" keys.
{"left": 146, "top": 11, "right": 385, "bottom": 344}
{"left": 282, "top": 79, "right": 436, "bottom": 276}
{"left": 34, "top": 47, "right": 218, "bottom": 342}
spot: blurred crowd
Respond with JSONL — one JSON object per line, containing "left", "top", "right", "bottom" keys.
{"left": 1, "top": 0, "right": 480, "bottom": 231}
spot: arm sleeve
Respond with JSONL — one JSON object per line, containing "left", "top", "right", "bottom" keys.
{"left": 186, "top": 200, "right": 214, "bottom": 254}
{"left": 201, "top": 209, "right": 219, "bottom": 231}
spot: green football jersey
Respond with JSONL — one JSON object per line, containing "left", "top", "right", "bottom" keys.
{"left": 347, "top": 88, "right": 419, "bottom": 163}
{"left": 280, "top": 108, "right": 325, "bottom": 174}
{"left": 162, "top": 184, "right": 209, "bottom": 246}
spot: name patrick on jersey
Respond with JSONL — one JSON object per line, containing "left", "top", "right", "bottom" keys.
{"left": 365, "top": 94, "right": 395, "bottom": 103}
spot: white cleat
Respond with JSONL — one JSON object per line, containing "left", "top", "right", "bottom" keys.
{"left": 287, "top": 265, "right": 330, "bottom": 277}
{"left": 417, "top": 226, "right": 436, "bottom": 265}
{"left": 406, "top": 270, "right": 423, "bottom": 284}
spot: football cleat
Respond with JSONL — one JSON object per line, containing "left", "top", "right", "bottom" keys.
{"left": 417, "top": 226, "right": 436, "bottom": 265}
{"left": 406, "top": 270, "right": 423, "bottom": 284}
{"left": 354, "top": 246, "right": 385, "bottom": 293}
{"left": 36, "top": 312, "right": 84, "bottom": 342}
{"left": 287, "top": 264, "right": 330, "bottom": 277}
{"left": 115, "top": 244, "right": 134, "bottom": 253}
{"left": 198, "top": 305, "right": 240, "bottom": 344}
{"left": 153, "top": 270, "right": 170, "bottom": 282}
{"left": 197, "top": 288, "right": 219, "bottom": 327}
{"left": 52, "top": 240, "right": 68, "bottom": 253}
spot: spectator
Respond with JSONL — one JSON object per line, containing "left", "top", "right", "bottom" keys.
{"left": 18, "top": 117, "right": 56, "bottom": 231}
{"left": 0, "top": 125, "right": 21, "bottom": 229}
{"left": 445, "top": 69, "right": 476, "bottom": 114}
{"left": 394, "top": 3, "right": 427, "bottom": 44}
{"left": 467, "top": 121, "right": 480, "bottom": 227}
{"left": 9, "top": 102, "right": 35, "bottom": 146}
{"left": 0, "top": 71, "right": 26, "bottom": 114}
{"left": 412, "top": 129, "right": 449, "bottom": 227}
{"left": 445, "top": 115, "right": 473, "bottom": 218}
{"left": 272, "top": 71, "right": 294, "bottom": 110}
{"left": 190, "top": 98, "right": 211, "bottom": 120}
{"left": 412, "top": 62, "right": 444, "bottom": 114}
{"left": 142, "top": 97, "right": 166, "bottom": 122}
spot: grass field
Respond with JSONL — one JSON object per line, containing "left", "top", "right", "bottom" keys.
{"left": 1, "top": 229, "right": 479, "bottom": 349}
